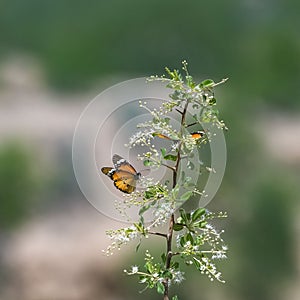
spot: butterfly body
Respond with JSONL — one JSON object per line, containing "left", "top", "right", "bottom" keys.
{"left": 101, "top": 154, "right": 140, "bottom": 194}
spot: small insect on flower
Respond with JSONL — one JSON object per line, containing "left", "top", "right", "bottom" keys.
{"left": 101, "top": 154, "right": 141, "bottom": 194}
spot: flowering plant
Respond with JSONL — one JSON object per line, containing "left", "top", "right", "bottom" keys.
{"left": 103, "top": 61, "right": 228, "bottom": 300}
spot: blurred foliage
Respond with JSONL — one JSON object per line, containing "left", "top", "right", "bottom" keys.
{"left": 0, "top": 0, "right": 300, "bottom": 109}
{"left": 236, "top": 177, "right": 294, "bottom": 300}
{"left": 0, "top": 143, "right": 37, "bottom": 229}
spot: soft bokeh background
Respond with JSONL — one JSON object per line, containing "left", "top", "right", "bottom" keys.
{"left": 0, "top": 1, "right": 300, "bottom": 299}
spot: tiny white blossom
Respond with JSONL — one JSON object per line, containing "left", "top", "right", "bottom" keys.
{"left": 172, "top": 270, "right": 185, "bottom": 284}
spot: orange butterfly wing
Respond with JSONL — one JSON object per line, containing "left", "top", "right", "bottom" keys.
{"left": 190, "top": 131, "right": 204, "bottom": 140}
{"left": 101, "top": 155, "right": 140, "bottom": 194}
{"left": 111, "top": 170, "right": 137, "bottom": 194}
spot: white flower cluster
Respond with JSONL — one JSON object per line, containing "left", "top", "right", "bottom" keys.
{"left": 103, "top": 226, "right": 139, "bottom": 256}
{"left": 202, "top": 224, "right": 225, "bottom": 247}
{"left": 153, "top": 201, "right": 175, "bottom": 226}
{"left": 175, "top": 220, "right": 227, "bottom": 283}
{"left": 124, "top": 265, "right": 139, "bottom": 275}
{"left": 127, "top": 130, "right": 154, "bottom": 148}
{"left": 194, "top": 256, "right": 225, "bottom": 283}
{"left": 171, "top": 270, "right": 185, "bottom": 284}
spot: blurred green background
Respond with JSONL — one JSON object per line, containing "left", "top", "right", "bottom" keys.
{"left": 0, "top": 0, "right": 300, "bottom": 299}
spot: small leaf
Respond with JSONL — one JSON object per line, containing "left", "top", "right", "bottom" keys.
{"left": 209, "top": 97, "right": 217, "bottom": 105}
{"left": 186, "top": 75, "right": 195, "bottom": 88}
{"left": 199, "top": 221, "right": 207, "bottom": 228}
{"left": 136, "top": 240, "right": 141, "bottom": 252}
{"left": 161, "top": 253, "right": 166, "bottom": 264}
{"left": 172, "top": 184, "right": 180, "bottom": 198}
{"left": 144, "top": 190, "right": 155, "bottom": 199}
{"left": 161, "top": 148, "right": 167, "bottom": 157}
{"left": 173, "top": 223, "right": 184, "bottom": 231}
{"left": 192, "top": 208, "right": 206, "bottom": 222}
{"left": 145, "top": 261, "right": 154, "bottom": 273}
{"left": 193, "top": 257, "right": 201, "bottom": 269}
{"left": 186, "top": 232, "right": 194, "bottom": 244}
{"left": 164, "top": 154, "right": 177, "bottom": 161}
{"left": 164, "top": 117, "right": 170, "bottom": 124}
{"left": 180, "top": 191, "right": 193, "bottom": 201}
{"left": 157, "top": 282, "right": 165, "bottom": 294}
{"left": 179, "top": 208, "right": 187, "bottom": 222}
{"left": 200, "top": 79, "right": 215, "bottom": 88}
{"left": 162, "top": 270, "right": 173, "bottom": 279}
{"left": 144, "top": 159, "right": 154, "bottom": 166}
{"left": 139, "top": 205, "right": 150, "bottom": 216}
{"left": 180, "top": 235, "right": 186, "bottom": 247}
{"left": 172, "top": 295, "right": 179, "bottom": 300}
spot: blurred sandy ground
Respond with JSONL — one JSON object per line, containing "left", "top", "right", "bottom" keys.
{"left": 0, "top": 57, "right": 300, "bottom": 300}
{"left": 0, "top": 58, "right": 131, "bottom": 300}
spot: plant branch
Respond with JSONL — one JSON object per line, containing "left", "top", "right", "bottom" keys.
{"left": 175, "top": 108, "right": 183, "bottom": 114}
{"left": 163, "top": 98, "right": 190, "bottom": 300}
{"left": 148, "top": 231, "right": 167, "bottom": 238}
{"left": 163, "top": 213, "right": 175, "bottom": 300}
{"left": 186, "top": 121, "right": 197, "bottom": 128}
{"left": 162, "top": 163, "right": 176, "bottom": 172}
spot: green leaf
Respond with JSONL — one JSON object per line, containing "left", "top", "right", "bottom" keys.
{"left": 144, "top": 190, "right": 155, "bottom": 199}
{"left": 209, "top": 97, "right": 217, "bottom": 105}
{"left": 193, "top": 257, "right": 201, "bottom": 269}
{"left": 200, "top": 79, "right": 215, "bottom": 88}
{"left": 164, "top": 154, "right": 177, "bottom": 161}
{"left": 164, "top": 117, "right": 170, "bottom": 124}
{"left": 173, "top": 223, "right": 184, "bottom": 231}
{"left": 186, "top": 232, "right": 194, "bottom": 244}
{"left": 179, "top": 208, "right": 187, "bottom": 222}
{"left": 172, "top": 184, "right": 180, "bottom": 198}
{"left": 157, "top": 282, "right": 165, "bottom": 294}
{"left": 192, "top": 208, "right": 206, "bottom": 222}
{"left": 139, "top": 205, "right": 150, "bottom": 215}
{"left": 162, "top": 270, "right": 173, "bottom": 279}
{"left": 186, "top": 75, "right": 195, "bottom": 88}
{"left": 180, "top": 191, "right": 193, "bottom": 201}
{"left": 180, "top": 235, "right": 186, "bottom": 247}
{"left": 160, "top": 148, "right": 167, "bottom": 157}
{"left": 171, "top": 261, "right": 179, "bottom": 269}
{"left": 134, "top": 222, "right": 145, "bottom": 234}
{"left": 145, "top": 261, "right": 154, "bottom": 273}
{"left": 161, "top": 253, "right": 166, "bottom": 264}
{"left": 199, "top": 221, "right": 207, "bottom": 228}
{"left": 172, "top": 295, "right": 179, "bottom": 300}
{"left": 136, "top": 240, "right": 141, "bottom": 252}
{"left": 144, "top": 159, "right": 154, "bottom": 166}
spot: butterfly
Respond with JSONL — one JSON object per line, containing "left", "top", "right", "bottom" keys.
{"left": 101, "top": 154, "right": 141, "bottom": 194}
{"left": 153, "top": 131, "right": 205, "bottom": 141}
{"left": 190, "top": 131, "right": 205, "bottom": 140}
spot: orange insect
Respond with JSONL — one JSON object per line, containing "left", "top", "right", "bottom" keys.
{"left": 101, "top": 154, "right": 141, "bottom": 194}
